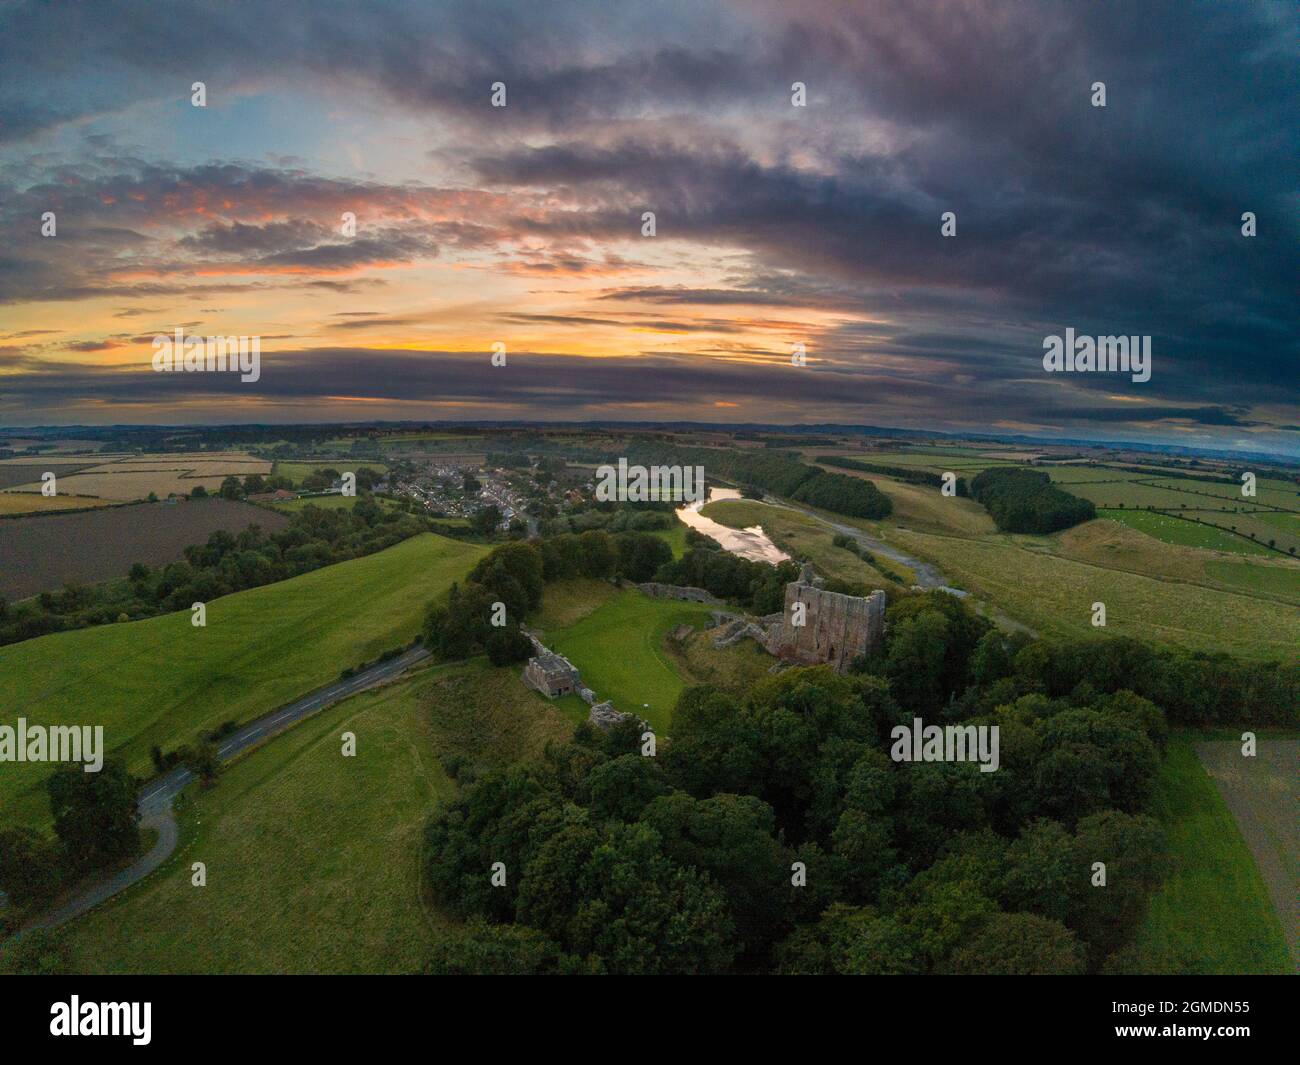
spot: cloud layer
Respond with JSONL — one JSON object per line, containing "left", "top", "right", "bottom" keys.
{"left": 0, "top": 0, "right": 1295, "bottom": 451}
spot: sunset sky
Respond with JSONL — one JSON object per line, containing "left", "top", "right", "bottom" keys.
{"left": 1, "top": 0, "right": 1296, "bottom": 453}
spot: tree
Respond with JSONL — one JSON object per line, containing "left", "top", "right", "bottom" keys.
{"left": 0, "top": 827, "right": 63, "bottom": 908}
{"left": 615, "top": 531, "right": 673, "bottom": 582}
{"left": 219, "top": 475, "right": 243, "bottom": 500}
{"left": 189, "top": 484, "right": 208, "bottom": 498}
{"left": 485, "top": 624, "right": 533, "bottom": 666}
{"left": 944, "top": 912, "right": 1085, "bottom": 974}
{"left": 471, "top": 504, "right": 502, "bottom": 535}
{"left": 189, "top": 739, "right": 221, "bottom": 785}
{"left": 46, "top": 760, "right": 141, "bottom": 874}
{"left": 426, "top": 920, "right": 570, "bottom": 975}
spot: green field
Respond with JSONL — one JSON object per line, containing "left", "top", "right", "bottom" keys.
{"left": 889, "top": 527, "right": 1299, "bottom": 661}
{"left": 1205, "top": 560, "right": 1300, "bottom": 601}
{"left": 269, "top": 494, "right": 400, "bottom": 513}
{"left": 652, "top": 521, "right": 689, "bottom": 558}
{"left": 1117, "top": 734, "right": 1292, "bottom": 975}
{"left": 0, "top": 533, "right": 486, "bottom": 828}
{"left": 1099, "top": 509, "right": 1274, "bottom": 556}
{"left": 543, "top": 587, "right": 716, "bottom": 733}
{"left": 54, "top": 660, "right": 574, "bottom": 974}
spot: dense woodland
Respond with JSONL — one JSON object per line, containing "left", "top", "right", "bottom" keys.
{"left": 970, "top": 467, "right": 1097, "bottom": 533}
{"left": 418, "top": 539, "right": 1297, "bottom": 975}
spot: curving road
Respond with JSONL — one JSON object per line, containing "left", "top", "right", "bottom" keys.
{"left": 27, "top": 645, "right": 431, "bottom": 931}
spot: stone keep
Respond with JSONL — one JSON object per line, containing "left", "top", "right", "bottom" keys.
{"left": 773, "top": 564, "right": 886, "bottom": 672}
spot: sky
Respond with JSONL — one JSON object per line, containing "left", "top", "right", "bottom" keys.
{"left": 0, "top": 0, "right": 1296, "bottom": 453}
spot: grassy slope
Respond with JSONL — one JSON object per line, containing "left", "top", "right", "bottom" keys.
{"left": 0, "top": 533, "right": 487, "bottom": 828}
{"left": 57, "top": 660, "right": 574, "bottom": 974}
{"left": 1121, "top": 734, "right": 1292, "bottom": 975}
{"left": 890, "top": 526, "right": 1298, "bottom": 660}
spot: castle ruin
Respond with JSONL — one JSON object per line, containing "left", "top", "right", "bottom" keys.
{"left": 765, "top": 563, "right": 886, "bottom": 672}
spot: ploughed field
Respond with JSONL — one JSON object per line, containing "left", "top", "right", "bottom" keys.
{"left": 0, "top": 499, "right": 291, "bottom": 600}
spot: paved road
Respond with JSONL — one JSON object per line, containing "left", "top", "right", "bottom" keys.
{"left": 27, "top": 645, "right": 431, "bottom": 931}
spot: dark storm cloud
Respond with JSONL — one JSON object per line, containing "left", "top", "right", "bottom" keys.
{"left": 0, "top": 0, "right": 1295, "bottom": 439}
{"left": 0, "top": 345, "right": 1220, "bottom": 438}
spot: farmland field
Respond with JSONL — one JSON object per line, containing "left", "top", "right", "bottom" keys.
{"left": 1098, "top": 509, "right": 1274, "bottom": 556}
{"left": 1195, "top": 737, "right": 1299, "bottom": 969}
{"left": 0, "top": 499, "right": 291, "bottom": 600}
{"left": 3, "top": 452, "right": 271, "bottom": 502}
{"left": 887, "top": 527, "right": 1299, "bottom": 660}
{"left": 1118, "top": 734, "right": 1293, "bottom": 975}
{"left": 0, "top": 493, "right": 112, "bottom": 516}
{"left": 1205, "top": 560, "right": 1300, "bottom": 602}
{"left": 0, "top": 532, "right": 487, "bottom": 829}
{"left": 54, "top": 659, "right": 574, "bottom": 974}
{"left": 0, "top": 462, "right": 100, "bottom": 489}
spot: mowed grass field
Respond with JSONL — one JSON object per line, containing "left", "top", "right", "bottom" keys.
{"left": 54, "top": 659, "right": 574, "bottom": 974}
{"left": 1118, "top": 734, "right": 1293, "bottom": 975}
{"left": 0, "top": 533, "right": 486, "bottom": 829}
{"left": 540, "top": 585, "right": 717, "bottom": 733}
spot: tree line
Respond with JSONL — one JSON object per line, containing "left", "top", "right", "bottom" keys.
{"left": 628, "top": 445, "right": 893, "bottom": 520}
{"left": 969, "top": 467, "right": 1096, "bottom": 533}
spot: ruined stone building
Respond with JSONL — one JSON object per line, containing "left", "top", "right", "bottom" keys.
{"left": 522, "top": 650, "right": 580, "bottom": 698}
{"left": 767, "top": 563, "right": 886, "bottom": 672}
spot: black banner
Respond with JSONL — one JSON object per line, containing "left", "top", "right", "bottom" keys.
{"left": 2, "top": 975, "right": 1291, "bottom": 1051}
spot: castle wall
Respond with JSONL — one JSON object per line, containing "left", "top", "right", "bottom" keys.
{"left": 774, "top": 583, "right": 886, "bottom": 672}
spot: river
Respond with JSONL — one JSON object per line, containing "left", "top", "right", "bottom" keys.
{"left": 675, "top": 487, "right": 791, "bottom": 563}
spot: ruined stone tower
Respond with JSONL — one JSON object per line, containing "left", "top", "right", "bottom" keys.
{"left": 770, "top": 562, "right": 886, "bottom": 672}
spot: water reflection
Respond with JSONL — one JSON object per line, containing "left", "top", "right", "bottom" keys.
{"left": 675, "top": 487, "right": 790, "bottom": 564}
